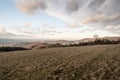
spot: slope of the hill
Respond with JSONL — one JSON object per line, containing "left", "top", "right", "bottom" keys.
{"left": 0, "top": 44, "right": 120, "bottom": 80}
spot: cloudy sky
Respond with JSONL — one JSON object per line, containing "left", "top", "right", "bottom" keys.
{"left": 0, "top": 0, "right": 120, "bottom": 40}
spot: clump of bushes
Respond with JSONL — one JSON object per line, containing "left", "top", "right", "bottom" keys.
{"left": 69, "top": 38, "right": 120, "bottom": 47}
{"left": 80, "top": 39, "right": 120, "bottom": 46}
{"left": 0, "top": 47, "right": 28, "bottom": 52}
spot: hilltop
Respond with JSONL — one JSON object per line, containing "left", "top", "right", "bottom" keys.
{"left": 0, "top": 44, "right": 120, "bottom": 80}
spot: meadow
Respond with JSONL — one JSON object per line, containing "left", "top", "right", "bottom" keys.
{"left": 0, "top": 44, "right": 120, "bottom": 80}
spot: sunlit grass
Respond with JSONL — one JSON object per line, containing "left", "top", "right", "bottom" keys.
{"left": 0, "top": 44, "right": 120, "bottom": 80}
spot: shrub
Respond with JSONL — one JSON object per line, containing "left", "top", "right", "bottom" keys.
{"left": 0, "top": 47, "right": 28, "bottom": 52}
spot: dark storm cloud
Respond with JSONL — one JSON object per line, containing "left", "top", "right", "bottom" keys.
{"left": 66, "top": 0, "right": 84, "bottom": 13}
{"left": 88, "top": 0, "right": 106, "bottom": 10}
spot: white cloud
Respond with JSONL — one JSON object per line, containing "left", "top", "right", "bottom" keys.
{"left": 0, "top": 26, "right": 40, "bottom": 39}
{"left": 15, "top": 0, "right": 120, "bottom": 34}
{"left": 106, "top": 26, "right": 114, "bottom": 30}
{"left": 0, "top": 27, "right": 6, "bottom": 34}
{"left": 0, "top": 27, "right": 17, "bottom": 38}
{"left": 66, "top": 22, "right": 83, "bottom": 28}
{"left": 16, "top": 0, "right": 46, "bottom": 14}
{"left": 24, "top": 22, "right": 31, "bottom": 27}
{"left": 10, "top": 23, "right": 62, "bottom": 37}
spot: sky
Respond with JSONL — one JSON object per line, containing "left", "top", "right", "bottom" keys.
{"left": 0, "top": 0, "right": 120, "bottom": 40}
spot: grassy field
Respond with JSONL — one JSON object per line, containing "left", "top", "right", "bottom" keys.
{"left": 0, "top": 44, "right": 120, "bottom": 80}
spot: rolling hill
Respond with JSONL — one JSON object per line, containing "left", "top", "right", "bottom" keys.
{"left": 0, "top": 37, "right": 120, "bottom": 50}
{"left": 0, "top": 44, "right": 120, "bottom": 80}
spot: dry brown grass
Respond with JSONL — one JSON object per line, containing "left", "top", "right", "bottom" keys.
{"left": 0, "top": 44, "right": 120, "bottom": 80}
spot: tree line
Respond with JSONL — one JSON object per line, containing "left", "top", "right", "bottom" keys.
{"left": 69, "top": 38, "right": 120, "bottom": 46}
{"left": 0, "top": 47, "right": 28, "bottom": 52}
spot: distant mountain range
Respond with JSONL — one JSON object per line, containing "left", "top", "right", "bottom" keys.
{"left": 0, "top": 37, "right": 120, "bottom": 49}
{"left": 0, "top": 39, "right": 40, "bottom": 47}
